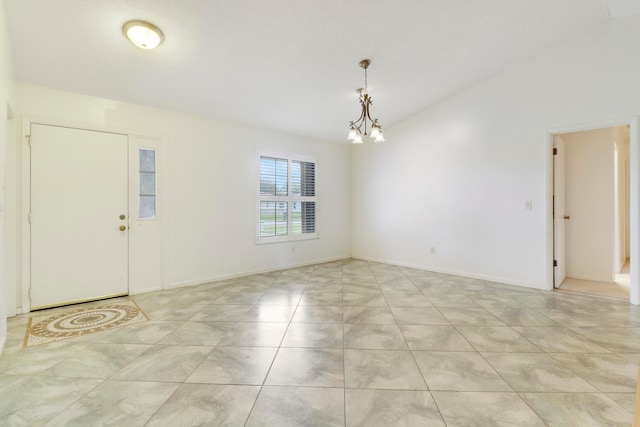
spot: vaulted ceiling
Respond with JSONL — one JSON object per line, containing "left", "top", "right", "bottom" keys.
{"left": 4, "top": 0, "right": 638, "bottom": 142}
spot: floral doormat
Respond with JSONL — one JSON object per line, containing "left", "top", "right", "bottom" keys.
{"left": 23, "top": 300, "right": 148, "bottom": 347}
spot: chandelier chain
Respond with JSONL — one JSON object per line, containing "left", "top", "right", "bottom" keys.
{"left": 364, "top": 66, "right": 368, "bottom": 93}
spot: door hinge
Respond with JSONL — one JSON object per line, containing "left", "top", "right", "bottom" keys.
{"left": 29, "top": 287, "right": 32, "bottom": 300}
{"left": 26, "top": 134, "right": 31, "bottom": 147}
{"left": 553, "top": 259, "right": 558, "bottom": 267}
{"left": 28, "top": 212, "right": 32, "bottom": 223}
{"left": 553, "top": 148, "right": 557, "bottom": 155}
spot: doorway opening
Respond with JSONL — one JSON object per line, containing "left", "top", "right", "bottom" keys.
{"left": 552, "top": 124, "right": 632, "bottom": 300}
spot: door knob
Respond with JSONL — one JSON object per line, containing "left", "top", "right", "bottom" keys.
{"left": 119, "top": 214, "right": 126, "bottom": 220}
{"left": 119, "top": 225, "right": 127, "bottom": 231}
{"left": 564, "top": 215, "right": 571, "bottom": 220}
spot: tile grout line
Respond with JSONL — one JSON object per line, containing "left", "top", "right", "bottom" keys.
{"left": 243, "top": 267, "right": 302, "bottom": 426}
{"left": 398, "top": 269, "right": 450, "bottom": 426}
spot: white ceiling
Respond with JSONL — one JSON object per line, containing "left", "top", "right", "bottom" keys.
{"left": 2, "top": 0, "right": 628, "bottom": 142}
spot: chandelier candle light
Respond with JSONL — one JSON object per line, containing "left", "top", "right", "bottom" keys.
{"left": 348, "top": 59, "right": 385, "bottom": 144}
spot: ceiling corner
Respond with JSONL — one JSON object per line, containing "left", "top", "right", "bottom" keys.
{"left": 606, "top": 0, "right": 640, "bottom": 18}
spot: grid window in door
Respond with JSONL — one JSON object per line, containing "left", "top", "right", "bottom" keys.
{"left": 258, "top": 154, "right": 317, "bottom": 243}
{"left": 139, "top": 148, "right": 157, "bottom": 219}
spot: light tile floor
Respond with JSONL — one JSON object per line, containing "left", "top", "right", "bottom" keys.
{"left": 1, "top": 259, "right": 638, "bottom": 426}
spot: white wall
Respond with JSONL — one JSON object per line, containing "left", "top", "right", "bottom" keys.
{"left": 0, "top": 0, "right": 16, "bottom": 353}
{"left": 614, "top": 125, "right": 630, "bottom": 271}
{"left": 352, "top": 15, "right": 640, "bottom": 292}
{"left": 11, "top": 84, "right": 351, "bottom": 309}
{"left": 563, "top": 128, "right": 614, "bottom": 282}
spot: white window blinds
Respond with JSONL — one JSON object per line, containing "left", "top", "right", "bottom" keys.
{"left": 258, "top": 154, "right": 317, "bottom": 243}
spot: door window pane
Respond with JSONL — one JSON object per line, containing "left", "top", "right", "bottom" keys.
{"left": 140, "top": 172, "right": 156, "bottom": 195}
{"left": 139, "top": 149, "right": 156, "bottom": 219}
{"left": 140, "top": 196, "right": 156, "bottom": 219}
{"left": 140, "top": 149, "right": 156, "bottom": 172}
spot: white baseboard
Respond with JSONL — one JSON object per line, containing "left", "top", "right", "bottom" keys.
{"left": 0, "top": 334, "right": 6, "bottom": 359}
{"left": 353, "top": 255, "right": 550, "bottom": 291}
{"left": 167, "top": 255, "right": 351, "bottom": 290}
{"left": 563, "top": 274, "right": 614, "bottom": 284}
{"left": 129, "top": 287, "right": 163, "bottom": 296}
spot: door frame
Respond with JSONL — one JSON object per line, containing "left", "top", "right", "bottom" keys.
{"left": 552, "top": 134, "right": 566, "bottom": 288}
{"left": 19, "top": 116, "right": 166, "bottom": 313}
{"left": 546, "top": 116, "right": 639, "bottom": 304}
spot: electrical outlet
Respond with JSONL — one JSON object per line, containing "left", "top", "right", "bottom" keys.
{"left": 524, "top": 200, "right": 533, "bottom": 210}
{"left": 430, "top": 247, "right": 436, "bottom": 255}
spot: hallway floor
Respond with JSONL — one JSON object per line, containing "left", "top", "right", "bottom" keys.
{"left": 558, "top": 277, "right": 630, "bottom": 300}
{"left": 1, "top": 259, "right": 638, "bottom": 426}
{"left": 558, "top": 260, "right": 631, "bottom": 300}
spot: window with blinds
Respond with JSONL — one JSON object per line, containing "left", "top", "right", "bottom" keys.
{"left": 258, "top": 154, "right": 317, "bottom": 243}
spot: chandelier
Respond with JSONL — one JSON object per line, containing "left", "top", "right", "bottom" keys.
{"left": 347, "top": 59, "right": 385, "bottom": 144}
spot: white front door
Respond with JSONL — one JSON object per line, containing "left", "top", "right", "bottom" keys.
{"left": 30, "top": 124, "right": 129, "bottom": 309}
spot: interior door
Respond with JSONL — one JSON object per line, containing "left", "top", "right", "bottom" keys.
{"left": 563, "top": 128, "right": 615, "bottom": 282}
{"left": 30, "top": 124, "right": 129, "bottom": 309}
{"left": 553, "top": 136, "right": 566, "bottom": 287}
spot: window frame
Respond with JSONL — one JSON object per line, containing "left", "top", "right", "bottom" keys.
{"left": 138, "top": 147, "right": 158, "bottom": 220}
{"left": 256, "top": 152, "right": 318, "bottom": 244}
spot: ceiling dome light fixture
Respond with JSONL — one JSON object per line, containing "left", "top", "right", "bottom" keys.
{"left": 348, "top": 59, "right": 385, "bottom": 144}
{"left": 123, "top": 20, "right": 164, "bottom": 50}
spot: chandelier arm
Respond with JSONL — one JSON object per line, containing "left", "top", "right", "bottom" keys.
{"left": 363, "top": 96, "right": 376, "bottom": 135}
{"left": 352, "top": 107, "right": 367, "bottom": 132}
{"left": 364, "top": 107, "right": 369, "bottom": 135}
{"left": 364, "top": 105, "right": 376, "bottom": 124}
